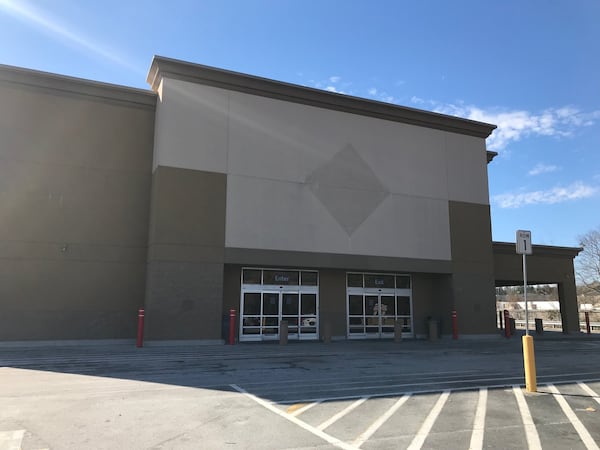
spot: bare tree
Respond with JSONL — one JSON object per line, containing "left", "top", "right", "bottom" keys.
{"left": 577, "top": 226, "right": 600, "bottom": 294}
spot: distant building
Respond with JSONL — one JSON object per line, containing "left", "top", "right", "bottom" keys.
{"left": 0, "top": 57, "right": 583, "bottom": 342}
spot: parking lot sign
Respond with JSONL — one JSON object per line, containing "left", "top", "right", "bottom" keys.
{"left": 516, "top": 230, "right": 532, "bottom": 255}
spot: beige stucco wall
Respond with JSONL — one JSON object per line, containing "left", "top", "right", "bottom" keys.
{"left": 0, "top": 71, "right": 156, "bottom": 340}
{"left": 152, "top": 78, "right": 490, "bottom": 262}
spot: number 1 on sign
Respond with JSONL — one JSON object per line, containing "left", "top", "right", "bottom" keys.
{"left": 516, "top": 230, "right": 532, "bottom": 255}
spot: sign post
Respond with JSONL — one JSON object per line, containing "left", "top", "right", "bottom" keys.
{"left": 516, "top": 230, "right": 536, "bottom": 392}
{"left": 516, "top": 230, "right": 532, "bottom": 335}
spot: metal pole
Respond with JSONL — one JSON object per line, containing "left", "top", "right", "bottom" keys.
{"left": 523, "top": 253, "right": 529, "bottom": 336}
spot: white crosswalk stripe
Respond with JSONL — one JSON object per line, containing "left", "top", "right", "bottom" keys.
{"left": 579, "top": 381, "right": 600, "bottom": 406}
{"left": 352, "top": 394, "right": 411, "bottom": 448}
{"left": 548, "top": 384, "right": 600, "bottom": 450}
{"left": 512, "top": 385, "right": 542, "bottom": 450}
{"left": 468, "top": 388, "right": 487, "bottom": 450}
{"left": 234, "top": 381, "right": 600, "bottom": 449}
{"left": 406, "top": 391, "right": 450, "bottom": 450}
{"left": 317, "top": 396, "right": 368, "bottom": 431}
{"left": 0, "top": 429, "right": 25, "bottom": 450}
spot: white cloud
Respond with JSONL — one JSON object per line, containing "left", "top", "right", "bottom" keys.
{"left": 528, "top": 163, "right": 558, "bottom": 176}
{"left": 364, "top": 87, "right": 397, "bottom": 104}
{"left": 493, "top": 182, "right": 597, "bottom": 208}
{"left": 306, "top": 77, "right": 353, "bottom": 96}
{"left": 432, "top": 103, "right": 600, "bottom": 151}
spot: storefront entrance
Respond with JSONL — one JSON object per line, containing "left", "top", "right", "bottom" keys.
{"left": 347, "top": 273, "right": 413, "bottom": 339}
{"left": 240, "top": 268, "right": 319, "bottom": 341}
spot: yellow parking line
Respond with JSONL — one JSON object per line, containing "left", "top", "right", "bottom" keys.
{"left": 287, "top": 403, "right": 306, "bottom": 414}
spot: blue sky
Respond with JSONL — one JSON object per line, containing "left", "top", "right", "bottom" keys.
{"left": 1, "top": 0, "right": 599, "bottom": 247}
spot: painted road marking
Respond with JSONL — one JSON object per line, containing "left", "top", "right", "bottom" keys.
{"left": 230, "top": 384, "right": 359, "bottom": 450}
{"left": 468, "top": 387, "right": 487, "bottom": 450}
{"left": 351, "top": 394, "right": 411, "bottom": 448}
{"left": 317, "top": 396, "right": 369, "bottom": 431}
{"left": 0, "top": 429, "right": 25, "bottom": 450}
{"left": 578, "top": 382, "right": 600, "bottom": 406}
{"left": 512, "top": 385, "right": 542, "bottom": 450}
{"left": 548, "top": 384, "right": 600, "bottom": 450}
{"left": 406, "top": 390, "right": 450, "bottom": 450}
{"left": 289, "top": 400, "right": 322, "bottom": 417}
{"left": 233, "top": 382, "right": 600, "bottom": 450}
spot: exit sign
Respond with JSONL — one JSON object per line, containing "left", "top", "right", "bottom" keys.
{"left": 516, "top": 230, "right": 532, "bottom": 255}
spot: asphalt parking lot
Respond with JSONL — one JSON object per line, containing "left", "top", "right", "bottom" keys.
{"left": 2, "top": 334, "right": 600, "bottom": 449}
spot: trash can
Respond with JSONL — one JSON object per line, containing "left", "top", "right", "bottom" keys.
{"left": 394, "top": 320, "right": 403, "bottom": 343}
{"left": 428, "top": 319, "right": 439, "bottom": 341}
{"left": 279, "top": 320, "right": 288, "bottom": 345}
{"left": 535, "top": 318, "right": 543, "bottom": 335}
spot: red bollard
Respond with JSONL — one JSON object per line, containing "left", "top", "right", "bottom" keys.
{"left": 136, "top": 308, "right": 145, "bottom": 348}
{"left": 228, "top": 309, "right": 236, "bottom": 345}
{"left": 451, "top": 310, "right": 458, "bottom": 340}
{"left": 504, "top": 309, "right": 511, "bottom": 338}
{"left": 585, "top": 311, "right": 591, "bottom": 334}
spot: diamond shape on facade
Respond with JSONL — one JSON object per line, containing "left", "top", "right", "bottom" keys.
{"left": 306, "top": 144, "right": 389, "bottom": 235}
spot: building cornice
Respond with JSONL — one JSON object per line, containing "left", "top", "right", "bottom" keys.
{"left": 487, "top": 151, "right": 498, "bottom": 164}
{"left": 147, "top": 56, "right": 497, "bottom": 139}
{"left": 493, "top": 241, "right": 583, "bottom": 258}
{"left": 0, "top": 64, "right": 156, "bottom": 108}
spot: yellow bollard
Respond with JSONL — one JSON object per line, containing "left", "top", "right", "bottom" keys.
{"left": 522, "top": 335, "right": 537, "bottom": 392}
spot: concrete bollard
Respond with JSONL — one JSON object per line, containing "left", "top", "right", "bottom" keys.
{"left": 451, "top": 310, "right": 458, "bottom": 340}
{"left": 228, "top": 309, "right": 236, "bottom": 345}
{"left": 279, "top": 320, "right": 288, "bottom": 345}
{"left": 394, "top": 320, "right": 402, "bottom": 343}
{"left": 585, "top": 312, "right": 591, "bottom": 334}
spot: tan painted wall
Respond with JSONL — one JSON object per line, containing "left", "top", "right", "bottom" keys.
{"left": 144, "top": 166, "right": 227, "bottom": 340}
{"left": 0, "top": 72, "right": 156, "bottom": 340}
{"left": 448, "top": 201, "right": 497, "bottom": 334}
{"left": 153, "top": 78, "right": 490, "bottom": 261}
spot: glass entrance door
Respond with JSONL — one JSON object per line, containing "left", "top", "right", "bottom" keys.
{"left": 347, "top": 272, "right": 413, "bottom": 339}
{"left": 261, "top": 291, "right": 280, "bottom": 337}
{"left": 240, "top": 268, "right": 319, "bottom": 342}
{"left": 241, "top": 291, "right": 319, "bottom": 340}
{"left": 356, "top": 294, "right": 397, "bottom": 337}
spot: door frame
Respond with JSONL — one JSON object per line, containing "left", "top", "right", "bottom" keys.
{"left": 346, "top": 272, "right": 413, "bottom": 339}
{"left": 239, "top": 268, "right": 319, "bottom": 342}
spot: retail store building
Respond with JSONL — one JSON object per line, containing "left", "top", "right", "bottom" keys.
{"left": 0, "top": 57, "right": 582, "bottom": 342}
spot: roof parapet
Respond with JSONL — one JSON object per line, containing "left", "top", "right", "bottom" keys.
{"left": 147, "top": 55, "right": 497, "bottom": 139}
{"left": 0, "top": 63, "right": 156, "bottom": 108}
